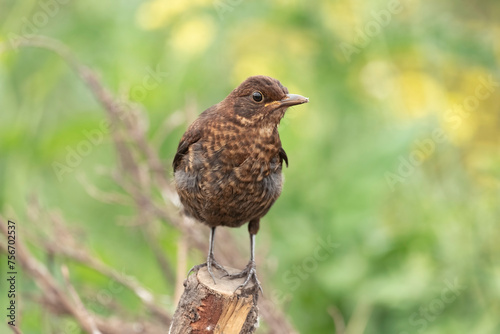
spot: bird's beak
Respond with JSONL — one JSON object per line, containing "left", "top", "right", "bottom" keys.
{"left": 279, "top": 94, "right": 309, "bottom": 107}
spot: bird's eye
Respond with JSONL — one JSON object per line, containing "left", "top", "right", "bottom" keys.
{"left": 252, "top": 91, "right": 263, "bottom": 102}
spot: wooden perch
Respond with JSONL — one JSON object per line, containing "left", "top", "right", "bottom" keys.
{"left": 169, "top": 266, "right": 259, "bottom": 334}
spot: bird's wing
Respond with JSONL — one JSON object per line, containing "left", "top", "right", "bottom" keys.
{"left": 279, "top": 147, "right": 288, "bottom": 167}
{"left": 173, "top": 105, "right": 220, "bottom": 171}
{"left": 173, "top": 129, "right": 202, "bottom": 171}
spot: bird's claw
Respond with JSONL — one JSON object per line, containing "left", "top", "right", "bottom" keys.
{"left": 222, "top": 261, "right": 263, "bottom": 294}
{"left": 187, "top": 254, "right": 229, "bottom": 285}
{"left": 187, "top": 262, "right": 206, "bottom": 277}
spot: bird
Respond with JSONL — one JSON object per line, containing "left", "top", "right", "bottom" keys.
{"left": 173, "top": 75, "right": 308, "bottom": 292}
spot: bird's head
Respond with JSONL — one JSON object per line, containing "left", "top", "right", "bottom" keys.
{"left": 223, "top": 75, "right": 308, "bottom": 126}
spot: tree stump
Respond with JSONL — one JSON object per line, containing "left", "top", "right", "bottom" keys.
{"left": 169, "top": 266, "right": 259, "bottom": 334}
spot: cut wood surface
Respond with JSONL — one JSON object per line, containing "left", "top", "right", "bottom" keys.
{"left": 169, "top": 266, "right": 259, "bottom": 334}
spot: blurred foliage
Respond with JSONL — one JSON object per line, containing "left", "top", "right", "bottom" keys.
{"left": 1, "top": 0, "right": 499, "bottom": 333}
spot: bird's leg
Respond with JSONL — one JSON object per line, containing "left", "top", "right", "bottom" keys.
{"left": 206, "top": 226, "right": 229, "bottom": 278}
{"left": 187, "top": 226, "right": 228, "bottom": 284}
{"left": 223, "top": 219, "right": 263, "bottom": 294}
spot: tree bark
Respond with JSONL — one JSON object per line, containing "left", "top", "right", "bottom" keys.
{"left": 169, "top": 266, "right": 259, "bottom": 334}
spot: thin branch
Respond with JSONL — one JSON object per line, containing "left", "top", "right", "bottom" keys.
{"left": 76, "top": 172, "right": 133, "bottom": 206}
{"left": 328, "top": 305, "right": 346, "bottom": 334}
{"left": 150, "top": 110, "right": 185, "bottom": 148}
{"left": 8, "top": 325, "right": 23, "bottom": 334}
{"left": 61, "top": 265, "right": 102, "bottom": 334}
{"left": 344, "top": 302, "right": 372, "bottom": 334}
{"left": 142, "top": 221, "right": 176, "bottom": 285}
{"left": 173, "top": 233, "right": 188, "bottom": 305}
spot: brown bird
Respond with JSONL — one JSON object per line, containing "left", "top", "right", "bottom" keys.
{"left": 173, "top": 75, "right": 308, "bottom": 291}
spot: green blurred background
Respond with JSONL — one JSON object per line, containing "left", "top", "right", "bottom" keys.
{"left": 1, "top": 0, "right": 499, "bottom": 333}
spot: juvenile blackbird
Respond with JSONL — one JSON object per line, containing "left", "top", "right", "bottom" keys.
{"left": 173, "top": 75, "right": 308, "bottom": 291}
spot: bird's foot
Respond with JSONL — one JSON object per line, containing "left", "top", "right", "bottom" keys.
{"left": 187, "top": 254, "right": 229, "bottom": 285}
{"left": 223, "top": 260, "right": 263, "bottom": 294}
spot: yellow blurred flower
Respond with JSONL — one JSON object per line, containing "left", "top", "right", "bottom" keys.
{"left": 360, "top": 60, "right": 398, "bottom": 100}
{"left": 136, "top": 0, "right": 212, "bottom": 30}
{"left": 392, "top": 71, "right": 446, "bottom": 119}
{"left": 229, "top": 21, "right": 316, "bottom": 83}
{"left": 321, "top": 0, "right": 365, "bottom": 42}
{"left": 233, "top": 54, "right": 277, "bottom": 83}
{"left": 440, "top": 67, "right": 497, "bottom": 146}
{"left": 170, "top": 16, "right": 216, "bottom": 57}
{"left": 440, "top": 92, "right": 478, "bottom": 145}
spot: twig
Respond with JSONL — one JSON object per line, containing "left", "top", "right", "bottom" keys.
{"left": 142, "top": 220, "right": 176, "bottom": 285}
{"left": 150, "top": 110, "right": 185, "bottom": 148}
{"left": 344, "top": 302, "right": 372, "bottom": 334}
{"left": 61, "top": 265, "right": 102, "bottom": 334}
{"left": 328, "top": 305, "right": 346, "bottom": 334}
{"left": 76, "top": 173, "right": 133, "bottom": 206}
{"left": 173, "top": 233, "right": 188, "bottom": 305}
{"left": 8, "top": 325, "right": 23, "bottom": 334}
